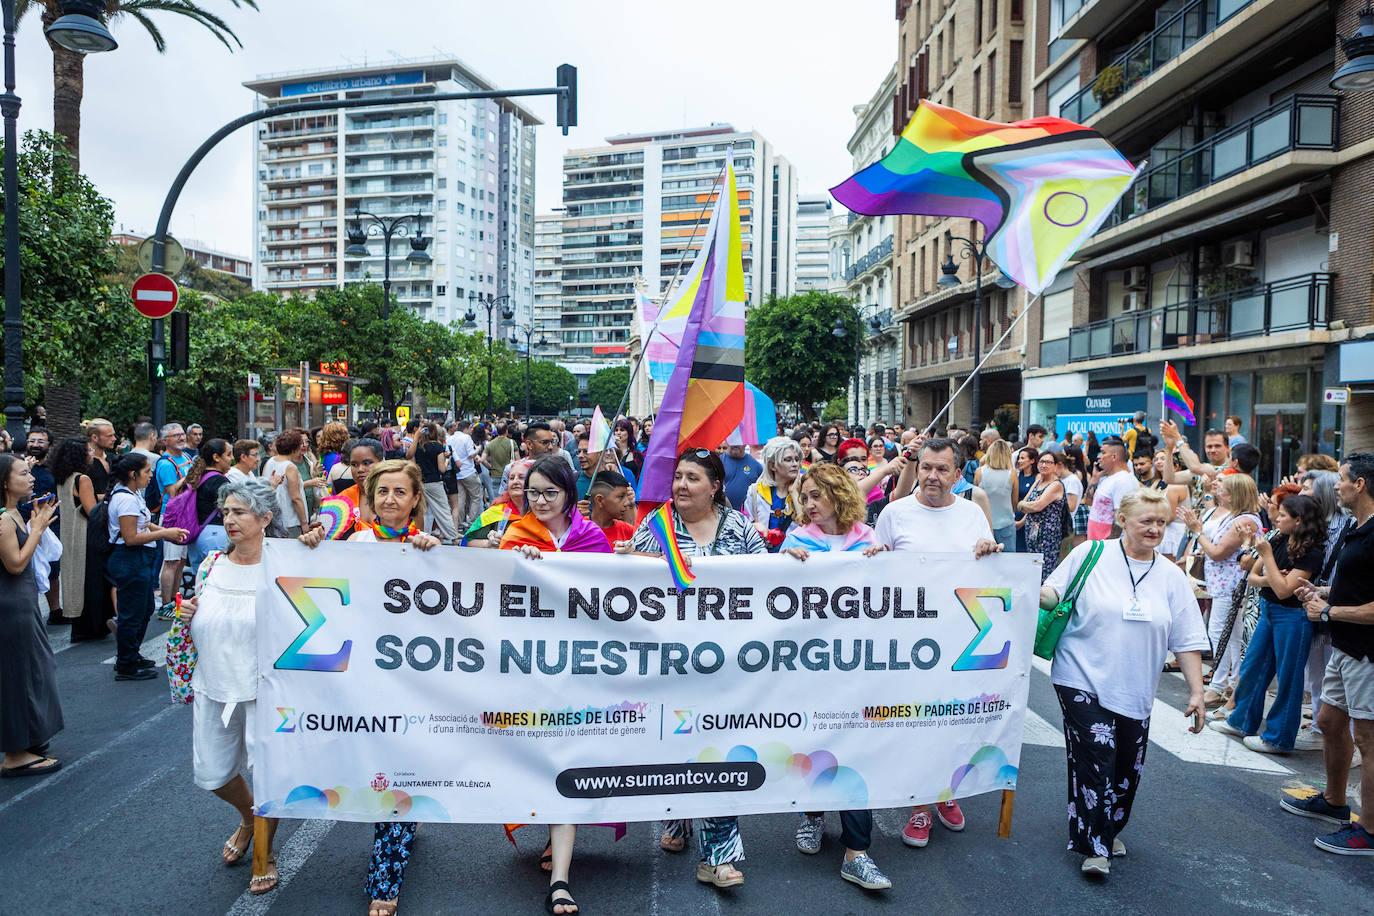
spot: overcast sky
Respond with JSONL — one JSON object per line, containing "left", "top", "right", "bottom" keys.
{"left": 14, "top": 1, "right": 892, "bottom": 255}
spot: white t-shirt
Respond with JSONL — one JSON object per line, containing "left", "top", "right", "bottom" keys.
{"left": 448, "top": 431, "right": 477, "bottom": 480}
{"left": 225, "top": 466, "right": 248, "bottom": 483}
{"left": 1087, "top": 470, "right": 1138, "bottom": 540}
{"left": 108, "top": 486, "right": 153, "bottom": 548}
{"left": 1060, "top": 473, "right": 1084, "bottom": 508}
{"left": 1046, "top": 539, "right": 1209, "bottom": 720}
{"left": 874, "top": 494, "right": 993, "bottom": 553}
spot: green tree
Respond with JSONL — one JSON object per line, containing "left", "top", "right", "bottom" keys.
{"left": 586, "top": 365, "right": 630, "bottom": 415}
{"left": 166, "top": 291, "right": 280, "bottom": 436}
{"left": 499, "top": 361, "right": 577, "bottom": 416}
{"left": 0, "top": 130, "right": 120, "bottom": 436}
{"left": 744, "top": 291, "right": 859, "bottom": 422}
{"left": 821, "top": 395, "right": 848, "bottom": 423}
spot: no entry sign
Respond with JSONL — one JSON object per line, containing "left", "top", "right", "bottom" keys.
{"left": 131, "top": 272, "right": 180, "bottom": 319}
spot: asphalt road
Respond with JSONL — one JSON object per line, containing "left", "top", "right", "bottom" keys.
{"left": 3, "top": 619, "right": 1370, "bottom": 915}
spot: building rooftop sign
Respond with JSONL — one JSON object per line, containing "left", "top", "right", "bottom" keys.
{"left": 280, "top": 69, "right": 425, "bottom": 97}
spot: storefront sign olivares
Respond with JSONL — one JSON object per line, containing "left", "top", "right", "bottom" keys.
{"left": 1056, "top": 393, "right": 1147, "bottom": 437}
{"left": 255, "top": 542, "right": 1038, "bottom": 825}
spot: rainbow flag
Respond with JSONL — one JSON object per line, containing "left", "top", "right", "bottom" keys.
{"left": 461, "top": 504, "right": 512, "bottom": 545}
{"left": 1163, "top": 363, "right": 1196, "bottom": 426}
{"left": 831, "top": 100, "right": 1138, "bottom": 295}
{"left": 637, "top": 149, "right": 747, "bottom": 521}
{"left": 645, "top": 502, "right": 696, "bottom": 591}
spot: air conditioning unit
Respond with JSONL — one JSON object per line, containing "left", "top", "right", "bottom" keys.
{"left": 1124, "top": 266, "right": 1148, "bottom": 290}
{"left": 1121, "top": 292, "right": 1142, "bottom": 312}
{"left": 1221, "top": 240, "right": 1255, "bottom": 269}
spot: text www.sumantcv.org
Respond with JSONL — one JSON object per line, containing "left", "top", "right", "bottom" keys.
{"left": 556, "top": 762, "right": 766, "bottom": 798}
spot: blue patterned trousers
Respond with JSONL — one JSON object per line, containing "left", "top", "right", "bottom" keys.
{"left": 365, "top": 821, "right": 417, "bottom": 901}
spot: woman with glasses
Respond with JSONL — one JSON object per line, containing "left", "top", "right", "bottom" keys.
{"left": 742, "top": 436, "right": 803, "bottom": 552}
{"left": 1018, "top": 452, "right": 1068, "bottom": 582}
{"left": 624, "top": 448, "right": 767, "bottom": 890}
{"left": 499, "top": 455, "right": 610, "bottom": 916}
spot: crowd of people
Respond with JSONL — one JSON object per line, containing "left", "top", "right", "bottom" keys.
{"left": 1, "top": 406, "right": 1370, "bottom": 912}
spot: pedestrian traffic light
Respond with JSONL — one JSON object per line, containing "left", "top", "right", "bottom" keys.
{"left": 148, "top": 340, "right": 167, "bottom": 383}
{"left": 556, "top": 64, "right": 577, "bottom": 135}
{"left": 170, "top": 311, "right": 189, "bottom": 372}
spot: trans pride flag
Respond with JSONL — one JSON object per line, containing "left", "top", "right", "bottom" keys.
{"left": 637, "top": 150, "right": 747, "bottom": 520}
{"left": 636, "top": 290, "right": 684, "bottom": 384}
{"left": 831, "top": 100, "right": 1138, "bottom": 295}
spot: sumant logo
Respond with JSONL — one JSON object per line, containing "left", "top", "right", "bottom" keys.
{"left": 674, "top": 710, "right": 694, "bottom": 734}
{"left": 274, "top": 577, "right": 353, "bottom": 672}
{"left": 275, "top": 707, "right": 297, "bottom": 733}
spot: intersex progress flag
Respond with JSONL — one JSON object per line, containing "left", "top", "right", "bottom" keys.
{"left": 831, "top": 100, "right": 1138, "bottom": 295}
{"left": 637, "top": 151, "right": 748, "bottom": 519}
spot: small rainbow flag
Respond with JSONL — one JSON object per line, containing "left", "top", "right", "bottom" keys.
{"left": 1163, "top": 363, "right": 1196, "bottom": 426}
{"left": 645, "top": 502, "right": 696, "bottom": 591}
{"left": 461, "top": 504, "right": 512, "bottom": 545}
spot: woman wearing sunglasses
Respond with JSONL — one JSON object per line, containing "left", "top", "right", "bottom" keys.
{"left": 499, "top": 455, "right": 611, "bottom": 915}
{"left": 623, "top": 448, "right": 767, "bottom": 890}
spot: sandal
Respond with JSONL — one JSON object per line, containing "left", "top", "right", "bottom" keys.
{"left": 368, "top": 900, "right": 397, "bottom": 916}
{"left": 660, "top": 832, "right": 686, "bottom": 853}
{"left": 249, "top": 855, "right": 278, "bottom": 895}
{"left": 222, "top": 821, "right": 254, "bottom": 865}
{"left": 0, "top": 756, "right": 60, "bottom": 778}
{"left": 545, "top": 880, "right": 578, "bottom": 914}
{"left": 539, "top": 841, "right": 553, "bottom": 872}
{"left": 696, "top": 861, "right": 744, "bottom": 887}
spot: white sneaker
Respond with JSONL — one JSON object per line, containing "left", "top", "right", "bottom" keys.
{"left": 1293, "top": 728, "right": 1324, "bottom": 751}
{"left": 1242, "top": 735, "right": 1288, "bottom": 755}
{"left": 1081, "top": 855, "right": 1110, "bottom": 876}
{"left": 1209, "top": 719, "right": 1244, "bottom": 738}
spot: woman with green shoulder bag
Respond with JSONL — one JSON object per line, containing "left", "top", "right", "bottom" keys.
{"left": 1038, "top": 487, "right": 1209, "bottom": 879}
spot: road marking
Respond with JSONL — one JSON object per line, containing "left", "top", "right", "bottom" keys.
{"left": 102, "top": 628, "right": 170, "bottom": 666}
{"left": 225, "top": 819, "right": 336, "bottom": 916}
{"left": 0, "top": 703, "right": 181, "bottom": 816}
{"left": 46, "top": 761, "right": 180, "bottom": 851}
{"left": 1021, "top": 708, "right": 1065, "bottom": 748}
{"left": 1028, "top": 655, "right": 1291, "bottom": 774}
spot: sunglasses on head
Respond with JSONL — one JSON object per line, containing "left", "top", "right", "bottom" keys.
{"left": 680, "top": 448, "right": 712, "bottom": 460}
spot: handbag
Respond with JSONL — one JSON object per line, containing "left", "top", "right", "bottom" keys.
{"left": 166, "top": 549, "right": 223, "bottom": 705}
{"left": 1034, "top": 540, "right": 1104, "bottom": 660}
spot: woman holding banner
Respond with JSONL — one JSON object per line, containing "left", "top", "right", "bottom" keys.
{"left": 625, "top": 448, "right": 766, "bottom": 889}
{"left": 177, "top": 477, "right": 314, "bottom": 895}
{"left": 499, "top": 455, "right": 610, "bottom": 915}
{"left": 338, "top": 459, "right": 440, "bottom": 916}
{"left": 1040, "top": 488, "right": 1209, "bottom": 878}
{"left": 779, "top": 464, "right": 892, "bottom": 890}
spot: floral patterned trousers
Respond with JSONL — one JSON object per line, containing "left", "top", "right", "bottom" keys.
{"left": 365, "top": 821, "right": 417, "bottom": 901}
{"left": 1055, "top": 686, "right": 1150, "bottom": 858}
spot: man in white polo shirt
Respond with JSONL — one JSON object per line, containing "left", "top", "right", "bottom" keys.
{"left": 875, "top": 436, "right": 1002, "bottom": 850}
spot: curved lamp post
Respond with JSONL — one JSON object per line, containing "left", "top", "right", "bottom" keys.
{"left": 464, "top": 293, "right": 514, "bottom": 419}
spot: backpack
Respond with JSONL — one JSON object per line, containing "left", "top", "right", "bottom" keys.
{"left": 146, "top": 454, "right": 177, "bottom": 515}
{"left": 160, "top": 470, "right": 223, "bottom": 543}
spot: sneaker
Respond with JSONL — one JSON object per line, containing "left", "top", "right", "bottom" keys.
{"left": 1112, "top": 837, "right": 1126, "bottom": 858}
{"left": 136, "top": 657, "right": 157, "bottom": 670}
{"left": 1209, "top": 719, "right": 1244, "bottom": 738}
{"left": 1279, "top": 792, "right": 1352, "bottom": 826}
{"left": 1314, "top": 823, "right": 1374, "bottom": 856}
{"left": 901, "top": 811, "right": 931, "bottom": 848}
{"left": 1242, "top": 735, "right": 1288, "bottom": 755}
{"left": 840, "top": 853, "right": 892, "bottom": 890}
{"left": 1080, "top": 855, "right": 1110, "bottom": 876}
{"left": 1292, "top": 727, "right": 1324, "bottom": 751}
{"left": 934, "top": 799, "right": 965, "bottom": 831}
{"left": 155, "top": 602, "right": 177, "bottom": 621}
{"left": 114, "top": 667, "right": 157, "bottom": 681}
{"left": 795, "top": 815, "right": 824, "bottom": 855}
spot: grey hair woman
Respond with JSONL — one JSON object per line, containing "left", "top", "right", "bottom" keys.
{"left": 744, "top": 436, "right": 804, "bottom": 548}
{"left": 177, "top": 477, "right": 302, "bottom": 895}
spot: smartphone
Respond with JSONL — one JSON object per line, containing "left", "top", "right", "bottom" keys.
{"left": 18, "top": 493, "right": 56, "bottom": 510}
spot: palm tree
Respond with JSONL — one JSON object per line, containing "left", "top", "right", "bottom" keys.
{"left": 15, "top": 0, "right": 259, "bottom": 435}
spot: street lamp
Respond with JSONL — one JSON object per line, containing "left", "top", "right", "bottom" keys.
{"left": 509, "top": 321, "right": 547, "bottom": 421}
{"left": 4, "top": 0, "right": 116, "bottom": 442}
{"left": 1332, "top": 4, "right": 1374, "bottom": 91}
{"left": 832, "top": 307, "right": 883, "bottom": 428}
{"left": 464, "top": 293, "right": 514, "bottom": 419}
{"left": 44, "top": 0, "right": 117, "bottom": 53}
{"left": 344, "top": 204, "right": 431, "bottom": 420}
{"left": 938, "top": 230, "right": 995, "bottom": 431}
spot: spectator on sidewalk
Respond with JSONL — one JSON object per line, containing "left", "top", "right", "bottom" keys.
{"left": 154, "top": 423, "right": 193, "bottom": 617}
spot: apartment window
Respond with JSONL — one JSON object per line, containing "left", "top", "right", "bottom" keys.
{"left": 990, "top": 0, "right": 998, "bottom": 33}
{"left": 987, "top": 52, "right": 996, "bottom": 117}
{"left": 1011, "top": 0, "right": 1023, "bottom": 21}
{"left": 936, "top": 32, "right": 945, "bottom": 83}
{"left": 973, "top": 68, "right": 982, "bottom": 120}
{"left": 974, "top": 0, "right": 983, "bottom": 45}
{"left": 946, "top": 17, "right": 955, "bottom": 72}
{"left": 1009, "top": 41, "right": 1024, "bottom": 104}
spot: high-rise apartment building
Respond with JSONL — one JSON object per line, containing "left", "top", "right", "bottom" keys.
{"left": 795, "top": 194, "right": 834, "bottom": 292}
{"left": 244, "top": 57, "right": 539, "bottom": 329}
{"left": 1021, "top": 0, "right": 1374, "bottom": 479}
{"left": 562, "top": 124, "right": 798, "bottom": 367}
{"left": 533, "top": 210, "right": 565, "bottom": 360}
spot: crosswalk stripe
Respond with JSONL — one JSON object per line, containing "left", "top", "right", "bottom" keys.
{"left": 102, "top": 628, "right": 170, "bottom": 666}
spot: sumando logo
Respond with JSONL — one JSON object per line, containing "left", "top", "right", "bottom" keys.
{"left": 274, "top": 577, "right": 353, "bottom": 672}
{"left": 674, "top": 710, "right": 695, "bottom": 734}
{"left": 275, "top": 707, "right": 297, "bottom": 733}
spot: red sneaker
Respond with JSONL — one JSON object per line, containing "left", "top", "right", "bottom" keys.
{"left": 902, "top": 810, "right": 932, "bottom": 847}
{"left": 935, "top": 799, "right": 965, "bottom": 831}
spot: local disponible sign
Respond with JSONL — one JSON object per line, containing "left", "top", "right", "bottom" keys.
{"left": 254, "top": 543, "right": 1038, "bottom": 824}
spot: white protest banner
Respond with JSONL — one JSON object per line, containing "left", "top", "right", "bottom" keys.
{"left": 254, "top": 541, "right": 1039, "bottom": 824}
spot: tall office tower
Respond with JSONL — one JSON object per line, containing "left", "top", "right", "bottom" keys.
{"left": 533, "top": 209, "right": 565, "bottom": 360}
{"left": 794, "top": 193, "right": 834, "bottom": 292}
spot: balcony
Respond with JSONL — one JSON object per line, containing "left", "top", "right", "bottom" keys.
{"left": 1106, "top": 95, "right": 1339, "bottom": 229}
{"left": 1067, "top": 273, "right": 1329, "bottom": 363}
{"left": 844, "top": 234, "right": 893, "bottom": 284}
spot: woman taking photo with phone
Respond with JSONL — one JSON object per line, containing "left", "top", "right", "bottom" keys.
{"left": 1040, "top": 488, "right": 1209, "bottom": 878}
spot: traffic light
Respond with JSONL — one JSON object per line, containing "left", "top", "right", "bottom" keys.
{"left": 170, "top": 311, "right": 189, "bottom": 372}
{"left": 556, "top": 64, "right": 577, "bottom": 135}
{"left": 148, "top": 340, "right": 167, "bottom": 383}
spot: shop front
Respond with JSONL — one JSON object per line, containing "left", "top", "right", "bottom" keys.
{"left": 248, "top": 362, "right": 368, "bottom": 433}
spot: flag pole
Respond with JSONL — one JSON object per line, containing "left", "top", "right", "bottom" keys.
{"left": 921, "top": 292, "right": 1041, "bottom": 437}
{"left": 1162, "top": 360, "right": 1169, "bottom": 426}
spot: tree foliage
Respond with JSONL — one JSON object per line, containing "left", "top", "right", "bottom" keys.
{"left": 495, "top": 360, "right": 577, "bottom": 417}
{"left": 586, "top": 365, "right": 631, "bottom": 415}
{"left": 744, "top": 292, "right": 859, "bottom": 422}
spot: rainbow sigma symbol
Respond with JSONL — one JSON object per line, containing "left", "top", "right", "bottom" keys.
{"left": 274, "top": 577, "right": 353, "bottom": 672}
